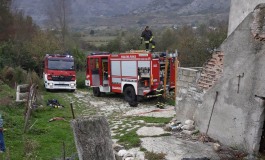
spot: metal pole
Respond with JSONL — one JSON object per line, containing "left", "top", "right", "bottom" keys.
{"left": 206, "top": 91, "right": 219, "bottom": 135}
{"left": 62, "top": 141, "right": 66, "bottom": 160}
{"left": 70, "top": 103, "right": 75, "bottom": 119}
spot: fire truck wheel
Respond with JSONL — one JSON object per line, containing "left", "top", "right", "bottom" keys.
{"left": 129, "top": 101, "right": 138, "bottom": 107}
{"left": 124, "top": 86, "right": 137, "bottom": 106}
{"left": 93, "top": 87, "right": 101, "bottom": 97}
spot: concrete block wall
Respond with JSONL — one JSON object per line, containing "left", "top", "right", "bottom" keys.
{"left": 178, "top": 68, "right": 199, "bottom": 88}
{"left": 175, "top": 68, "right": 204, "bottom": 123}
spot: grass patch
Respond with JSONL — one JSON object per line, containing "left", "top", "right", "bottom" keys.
{"left": 132, "top": 116, "right": 172, "bottom": 124}
{"left": 145, "top": 150, "right": 166, "bottom": 160}
{"left": 115, "top": 129, "right": 141, "bottom": 149}
{"left": 166, "top": 98, "right": 175, "bottom": 106}
{"left": 0, "top": 84, "right": 79, "bottom": 159}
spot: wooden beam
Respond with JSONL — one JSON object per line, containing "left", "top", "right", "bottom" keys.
{"left": 174, "top": 58, "right": 179, "bottom": 105}
{"left": 163, "top": 51, "right": 169, "bottom": 98}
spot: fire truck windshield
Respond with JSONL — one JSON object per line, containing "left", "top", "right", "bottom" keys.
{"left": 48, "top": 59, "right": 75, "bottom": 70}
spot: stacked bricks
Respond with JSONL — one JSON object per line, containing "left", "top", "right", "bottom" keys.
{"left": 197, "top": 50, "right": 224, "bottom": 90}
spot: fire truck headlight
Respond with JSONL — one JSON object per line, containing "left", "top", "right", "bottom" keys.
{"left": 48, "top": 83, "right": 53, "bottom": 86}
{"left": 70, "top": 83, "right": 75, "bottom": 87}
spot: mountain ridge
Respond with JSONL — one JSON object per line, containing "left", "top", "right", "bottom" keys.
{"left": 11, "top": 0, "right": 231, "bottom": 29}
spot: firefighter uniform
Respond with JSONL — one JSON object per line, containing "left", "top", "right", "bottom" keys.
{"left": 141, "top": 26, "right": 156, "bottom": 52}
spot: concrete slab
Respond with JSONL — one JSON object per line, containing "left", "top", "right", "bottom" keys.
{"left": 90, "top": 101, "right": 106, "bottom": 106}
{"left": 136, "top": 127, "right": 169, "bottom": 136}
{"left": 140, "top": 136, "right": 220, "bottom": 160}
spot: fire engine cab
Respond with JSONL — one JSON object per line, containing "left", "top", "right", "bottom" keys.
{"left": 85, "top": 50, "right": 176, "bottom": 106}
{"left": 43, "top": 54, "right": 76, "bottom": 91}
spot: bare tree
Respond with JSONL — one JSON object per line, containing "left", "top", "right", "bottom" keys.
{"left": 46, "top": 0, "right": 72, "bottom": 49}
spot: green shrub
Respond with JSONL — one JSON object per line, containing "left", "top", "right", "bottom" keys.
{"left": 2, "top": 66, "right": 15, "bottom": 86}
{"left": 26, "top": 70, "right": 41, "bottom": 84}
{"left": 76, "top": 71, "right": 86, "bottom": 89}
{"left": 14, "top": 66, "right": 27, "bottom": 84}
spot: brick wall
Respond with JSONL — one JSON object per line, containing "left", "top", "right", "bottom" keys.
{"left": 197, "top": 51, "right": 224, "bottom": 90}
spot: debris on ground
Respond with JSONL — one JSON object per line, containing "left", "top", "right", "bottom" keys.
{"left": 213, "top": 143, "right": 221, "bottom": 152}
{"left": 164, "top": 119, "right": 198, "bottom": 136}
{"left": 162, "top": 117, "right": 248, "bottom": 159}
{"left": 48, "top": 117, "right": 66, "bottom": 122}
{"left": 112, "top": 143, "right": 145, "bottom": 160}
{"left": 47, "top": 99, "right": 64, "bottom": 108}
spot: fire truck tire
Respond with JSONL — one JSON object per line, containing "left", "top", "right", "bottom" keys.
{"left": 129, "top": 101, "right": 138, "bottom": 107}
{"left": 93, "top": 87, "right": 101, "bottom": 97}
{"left": 124, "top": 86, "right": 138, "bottom": 107}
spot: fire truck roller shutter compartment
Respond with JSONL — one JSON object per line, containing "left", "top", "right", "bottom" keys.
{"left": 121, "top": 61, "right": 137, "bottom": 94}
{"left": 91, "top": 58, "right": 100, "bottom": 86}
{"left": 111, "top": 61, "right": 122, "bottom": 92}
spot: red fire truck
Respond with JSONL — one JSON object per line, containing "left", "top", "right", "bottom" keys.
{"left": 85, "top": 50, "right": 176, "bottom": 106}
{"left": 43, "top": 54, "right": 76, "bottom": 91}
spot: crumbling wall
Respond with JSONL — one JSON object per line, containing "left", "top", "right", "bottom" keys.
{"left": 175, "top": 50, "right": 224, "bottom": 123}
{"left": 228, "top": 0, "right": 265, "bottom": 36}
{"left": 197, "top": 51, "right": 224, "bottom": 90}
{"left": 195, "top": 6, "right": 265, "bottom": 153}
{"left": 175, "top": 4, "right": 265, "bottom": 153}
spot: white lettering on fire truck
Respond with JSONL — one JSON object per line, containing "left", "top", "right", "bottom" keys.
{"left": 121, "top": 55, "right": 136, "bottom": 59}
{"left": 112, "top": 87, "right": 121, "bottom": 90}
{"left": 139, "top": 54, "right": 148, "bottom": 57}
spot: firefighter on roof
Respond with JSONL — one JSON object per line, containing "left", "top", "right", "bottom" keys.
{"left": 141, "top": 26, "right": 156, "bottom": 52}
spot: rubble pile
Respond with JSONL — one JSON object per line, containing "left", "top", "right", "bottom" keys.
{"left": 113, "top": 143, "right": 145, "bottom": 160}
{"left": 164, "top": 118, "right": 198, "bottom": 136}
